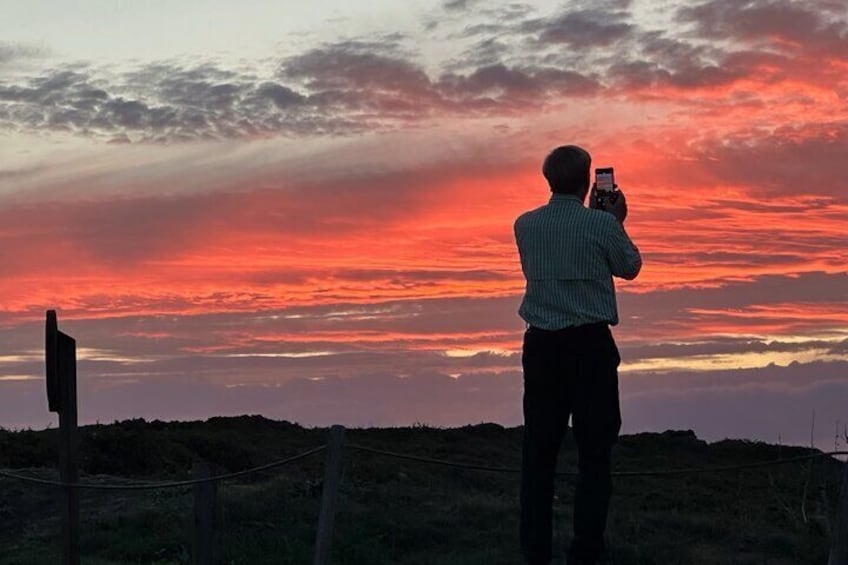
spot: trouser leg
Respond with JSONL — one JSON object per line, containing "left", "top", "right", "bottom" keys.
{"left": 568, "top": 329, "right": 621, "bottom": 564}
{"left": 520, "top": 402, "right": 560, "bottom": 564}
{"left": 520, "top": 331, "right": 570, "bottom": 564}
{"left": 569, "top": 446, "right": 612, "bottom": 562}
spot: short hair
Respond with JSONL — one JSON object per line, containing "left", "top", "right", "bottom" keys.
{"left": 542, "top": 145, "right": 591, "bottom": 194}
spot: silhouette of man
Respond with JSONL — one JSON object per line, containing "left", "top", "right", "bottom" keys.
{"left": 514, "top": 145, "right": 641, "bottom": 565}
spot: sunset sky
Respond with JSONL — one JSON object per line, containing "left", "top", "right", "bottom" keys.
{"left": 1, "top": 0, "right": 846, "bottom": 446}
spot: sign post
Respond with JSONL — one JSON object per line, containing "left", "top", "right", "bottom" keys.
{"left": 46, "top": 310, "right": 80, "bottom": 565}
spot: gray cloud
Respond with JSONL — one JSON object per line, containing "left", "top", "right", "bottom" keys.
{"left": 255, "top": 82, "right": 307, "bottom": 109}
{"left": 606, "top": 30, "right": 749, "bottom": 90}
{"left": 445, "top": 36, "right": 513, "bottom": 70}
{"left": 677, "top": 0, "right": 848, "bottom": 57}
{"left": 438, "top": 63, "right": 601, "bottom": 108}
{"left": 0, "top": 41, "right": 50, "bottom": 65}
{"left": 0, "top": 61, "right": 359, "bottom": 142}
{"left": 524, "top": 9, "right": 635, "bottom": 48}
{"left": 0, "top": 44, "right": 602, "bottom": 143}
{"left": 442, "top": 0, "right": 481, "bottom": 12}
{"left": 281, "top": 45, "right": 440, "bottom": 116}
{"left": 283, "top": 43, "right": 601, "bottom": 118}
{"left": 1, "top": 0, "right": 844, "bottom": 143}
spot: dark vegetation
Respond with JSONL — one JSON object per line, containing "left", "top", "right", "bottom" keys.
{"left": 0, "top": 415, "right": 844, "bottom": 564}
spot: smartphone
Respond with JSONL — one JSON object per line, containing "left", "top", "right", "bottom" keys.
{"left": 595, "top": 167, "right": 615, "bottom": 192}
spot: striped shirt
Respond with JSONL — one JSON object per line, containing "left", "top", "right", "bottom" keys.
{"left": 514, "top": 192, "right": 642, "bottom": 329}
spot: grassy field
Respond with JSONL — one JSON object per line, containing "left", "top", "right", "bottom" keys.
{"left": 0, "top": 416, "right": 845, "bottom": 564}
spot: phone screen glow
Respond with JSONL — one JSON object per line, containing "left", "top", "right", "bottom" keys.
{"left": 596, "top": 172, "right": 614, "bottom": 192}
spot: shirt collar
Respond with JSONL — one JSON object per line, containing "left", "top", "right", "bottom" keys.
{"left": 549, "top": 193, "right": 584, "bottom": 204}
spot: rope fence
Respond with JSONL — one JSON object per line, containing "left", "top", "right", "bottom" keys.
{"left": 2, "top": 443, "right": 846, "bottom": 488}
{"left": 0, "top": 444, "right": 326, "bottom": 490}
{"left": 348, "top": 444, "right": 848, "bottom": 477}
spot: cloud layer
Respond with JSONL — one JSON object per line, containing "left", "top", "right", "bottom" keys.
{"left": 3, "top": 360, "right": 846, "bottom": 449}
{"left": 1, "top": 0, "right": 846, "bottom": 142}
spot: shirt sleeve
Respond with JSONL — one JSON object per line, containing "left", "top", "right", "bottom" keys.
{"left": 513, "top": 213, "right": 526, "bottom": 238}
{"left": 605, "top": 218, "right": 642, "bottom": 280}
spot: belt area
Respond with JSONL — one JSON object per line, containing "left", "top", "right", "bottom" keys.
{"left": 527, "top": 322, "right": 610, "bottom": 338}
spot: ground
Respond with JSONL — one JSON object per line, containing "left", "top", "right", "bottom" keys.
{"left": 0, "top": 416, "right": 843, "bottom": 564}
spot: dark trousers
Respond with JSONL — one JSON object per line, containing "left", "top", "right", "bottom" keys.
{"left": 520, "top": 323, "right": 622, "bottom": 565}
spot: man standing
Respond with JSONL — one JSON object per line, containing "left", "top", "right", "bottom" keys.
{"left": 514, "top": 145, "right": 641, "bottom": 565}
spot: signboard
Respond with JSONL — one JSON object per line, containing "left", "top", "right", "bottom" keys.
{"left": 46, "top": 310, "right": 61, "bottom": 412}
{"left": 46, "top": 310, "right": 77, "bottom": 414}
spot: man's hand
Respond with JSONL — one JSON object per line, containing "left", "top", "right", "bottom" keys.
{"left": 607, "top": 188, "right": 628, "bottom": 223}
{"left": 590, "top": 183, "right": 628, "bottom": 223}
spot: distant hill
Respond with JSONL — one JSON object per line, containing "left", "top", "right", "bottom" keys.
{"left": 0, "top": 415, "right": 844, "bottom": 564}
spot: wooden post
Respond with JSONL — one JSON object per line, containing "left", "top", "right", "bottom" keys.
{"left": 58, "top": 333, "right": 80, "bottom": 565}
{"left": 193, "top": 460, "right": 217, "bottom": 565}
{"left": 313, "top": 425, "right": 346, "bottom": 565}
{"left": 47, "top": 311, "right": 80, "bottom": 565}
{"left": 829, "top": 461, "right": 848, "bottom": 565}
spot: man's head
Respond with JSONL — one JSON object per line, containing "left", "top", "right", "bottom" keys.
{"left": 542, "top": 145, "right": 592, "bottom": 197}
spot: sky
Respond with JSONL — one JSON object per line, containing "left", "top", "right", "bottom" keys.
{"left": 0, "top": 0, "right": 846, "bottom": 447}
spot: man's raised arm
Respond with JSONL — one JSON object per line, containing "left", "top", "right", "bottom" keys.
{"left": 606, "top": 218, "right": 642, "bottom": 280}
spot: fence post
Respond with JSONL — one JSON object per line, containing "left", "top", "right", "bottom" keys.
{"left": 313, "top": 425, "right": 346, "bottom": 565}
{"left": 829, "top": 461, "right": 848, "bottom": 565}
{"left": 193, "top": 460, "right": 217, "bottom": 565}
{"left": 59, "top": 335, "right": 80, "bottom": 565}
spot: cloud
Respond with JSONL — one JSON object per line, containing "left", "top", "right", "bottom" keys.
{"left": 255, "top": 82, "right": 307, "bottom": 109}
{"left": 0, "top": 41, "right": 49, "bottom": 65}
{"left": 442, "top": 0, "right": 481, "bottom": 12}
{"left": 2, "top": 360, "right": 846, "bottom": 448}
{"left": 617, "top": 272, "right": 848, "bottom": 334}
{"left": 677, "top": 0, "right": 848, "bottom": 57}
{"left": 1, "top": 262, "right": 845, "bottom": 446}
{"left": 605, "top": 31, "right": 750, "bottom": 91}
{"left": 281, "top": 44, "right": 440, "bottom": 116}
{"left": 1, "top": 0, "right": 845, "bottom": 143}
{"left": 0, "top": 62, "right": 352, "bottom": 142}
{"left": 683, "top": 123, "right": 848, "bottom": 198}
{"left": 0, "top": 46, "right": 602, "bottom": 142}
{"left": 0, "top": 165, "right": 48, "bottom": 181}
{"left": 0, "top": 146, "right": 523, "bottom": 272}
{"left": 283, "top": 43, "right": 601, "bottom": 118}
{"left": 0, "top": 272, "right": 844, "bottom": 395}
{"left": 524, "top": 9, "right": 636, "bottom": 48}
{"left": 438, "top": 64, "right": 601, "bottom": 108}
